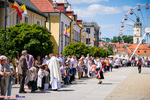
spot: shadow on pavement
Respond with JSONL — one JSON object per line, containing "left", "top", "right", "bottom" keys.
{"left": 101, "top": 83, "right": 113, "bottom": 85}
{"left": 30, "top": 91, "right": 50, "bottom": 93}
{"left": 58, "top": 89, "right": 75, "bottom": 92}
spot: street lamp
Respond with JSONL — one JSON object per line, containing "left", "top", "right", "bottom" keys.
{"left": 52, "top": 0, "right": 68, "bottom": 14}
{"left": 52, "top": 0, "right": 57, "bottom": 9}
{"left": 64, "top": 0, "right": 69, "bottom": 14}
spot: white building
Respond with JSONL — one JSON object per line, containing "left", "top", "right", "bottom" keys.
{"left": 83, "top": 22, "right": 100, "bottom": 47}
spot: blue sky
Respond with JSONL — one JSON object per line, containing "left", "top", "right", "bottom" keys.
{"left": 68, "top": 0, "right": 150, "bottom": 39}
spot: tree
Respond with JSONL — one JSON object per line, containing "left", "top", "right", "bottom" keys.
{"left": 107, "top": 44, "right": 113, "bottom": 55}
{"left": 0, "top": 23, "right": 54, "bottom": 58}
{"left": 62, "top": 42, "right": 90, "bottom": 59}
{"left": 112, "top": 35, "right": 133, "bottom": 43}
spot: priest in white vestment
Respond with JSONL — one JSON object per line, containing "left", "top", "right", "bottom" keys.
{"left": 48, "top": 56, "right": 62, "bottom": 91}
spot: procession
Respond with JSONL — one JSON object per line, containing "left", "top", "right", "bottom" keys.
{"left": 0, "top": 49, "right": 149, "bottom": 100}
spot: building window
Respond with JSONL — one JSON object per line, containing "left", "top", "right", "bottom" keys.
{"left": 123, "top": 55, "right": 125, "bottom": 57}
{"left": 137, "top": 38, "right": 139, "bottom": 44}
{"left": 138, "top": 51, "right": 140, "bottom": 53}
{"left": 144, "top": 51, "right": 146, "bottom": 53}
{"left": 86, "top": 38, "right": 90, "bottom": 44}
{"left": 86, "top": 28, "right": 90, "bottom": 34}
{"left": 16, "top": 14, "right": 20, "bottom": 24}
{"left": 119, "top": 55, "right": 121, "bottom": 57}
{"left": 36, "top": 19, "right": 41, "bottom": 25}
{"left": 25, "top": 17, "right": 28, "bottom": 24}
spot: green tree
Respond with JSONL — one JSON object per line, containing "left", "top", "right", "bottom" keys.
{"left": 112, "top": 35, "right": 133, "bottom": 43}
{"left": 62, "top": 42, "right": 90, "bottom": 59}
{"left": 107, "top": 44, "right": 113, "bottom": 55}
{"left": 0, "top": 23, "right": 54, "bottom": 58}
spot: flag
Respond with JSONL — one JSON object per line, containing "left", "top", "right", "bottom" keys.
{"left": 12, "top": 2, "right": 28, "bottom": 20}
{"left": 63, "top": 28, "right": 67, "bottom": 36}
{"left": 21, "top": 4, "right": 28, "bottom": 17}
{"left": 66, "top": 28, "right": 70, "bottom": 36}
{"left": 12, "top": 1, "right": 23, "bottom": 20}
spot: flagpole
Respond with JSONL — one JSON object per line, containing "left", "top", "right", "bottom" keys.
{"left": 7, "top": 10, "right": 16, "bottom": 17}
{"left": 4, "top": 0, "right": 7, "bottom": 50}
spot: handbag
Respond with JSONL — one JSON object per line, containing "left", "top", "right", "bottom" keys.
{"left": 96, "top": 67, "right": 100, "bottom": 71}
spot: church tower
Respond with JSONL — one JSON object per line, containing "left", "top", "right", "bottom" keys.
{"left": 133, "top": 17, "right": 142, "bottom": 44}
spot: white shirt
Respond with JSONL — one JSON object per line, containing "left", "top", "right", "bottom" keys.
{"left": 30, "top": 73, "right": 35, "bottom": 81}
{"left": 115, "top": 59, "right": 120, "bottom": 66}
{"left": 109, "top": 60, "right": 113, "bottom": 65}
{"left": 70, "top": 58, "right": 77, "bottom": 68}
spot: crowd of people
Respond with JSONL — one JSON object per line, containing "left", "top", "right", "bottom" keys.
{"left": 0, "top": 50, "right": 149, "bottom": 100}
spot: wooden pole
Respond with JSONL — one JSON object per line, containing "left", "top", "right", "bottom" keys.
{"left": 7, "top": 10, "right": 16, "bottom": 17}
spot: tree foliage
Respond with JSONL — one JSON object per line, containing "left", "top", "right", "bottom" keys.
{"left": 0, "top": 23, "right": 54, "bottom": 58}
{"left": 106, "top": 44, "right": 113, "bottom": 55}
{"left": 112, "top": 35, "right": 133, "bottom": 43}
{"left": 62, "top": 42, "right": 90, "bottom": 59}
{"left": 62, "top": 42, "right": 110, "bottom": 58}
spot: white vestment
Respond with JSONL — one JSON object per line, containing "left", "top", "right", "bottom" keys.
{"left": 48, "top": 56, "right": 62, "bottom": 89}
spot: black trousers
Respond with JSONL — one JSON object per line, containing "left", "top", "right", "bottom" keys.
{"left": 19, "top": 75, "right": 26, "bottom": 92}
{"left": 138, "top": 65, "right": 141, "bottom": 73}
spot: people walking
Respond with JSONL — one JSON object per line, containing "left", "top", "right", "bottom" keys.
{"left": 138, "top": 59, "right": 142, "bottom": 73}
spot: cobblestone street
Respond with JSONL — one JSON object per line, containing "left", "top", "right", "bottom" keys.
{"left": 10, "top": 67, "right": 150, "bottom": 100}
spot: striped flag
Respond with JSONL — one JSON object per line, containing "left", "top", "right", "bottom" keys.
{"left": 66, "top": 28, "right": 70, "bottom": 36}
{"left": 12, "top": 1, "right": 22, "bottom": 20}
{"left": 12, "top": 2, "right": 28, "bottom": 20}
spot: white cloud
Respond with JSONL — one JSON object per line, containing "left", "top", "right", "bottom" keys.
{"left": 122, "top": 6, "right": 132, "bottom": 11}
{"left": 125, "top": 21, "right": 134, "bottom": 26}
{"left": 73, "top": 4, "right": 122, "bottom": 18}
{"left": 100, "top": 24, "right": 116, "bottom": 29}
{"left": 68, "top": 0, "right": 109, "bottom": 4}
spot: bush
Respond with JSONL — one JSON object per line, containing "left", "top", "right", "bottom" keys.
{"left": 62, "top": 42, "right": 90, "bottom": 59}
{"left": 62, "top": 42, "right": 110, "bottom": 58}
{"left": 0, "top": 23, "right": 54, "bottom": 58}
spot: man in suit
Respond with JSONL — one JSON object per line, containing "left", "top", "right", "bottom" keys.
{"left": 0, "top": 55, "right": 11, "bottom": 100}
{"left": 18, "top": 50, "right": 28, "bottom": 93}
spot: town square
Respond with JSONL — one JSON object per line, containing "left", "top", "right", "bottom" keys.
{"left": 0, "top": 0, "right": 150, "bottom": 100}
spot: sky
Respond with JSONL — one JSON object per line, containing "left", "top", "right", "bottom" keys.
{"left": 67, "top": 0, "right": 150, "bottom": 39}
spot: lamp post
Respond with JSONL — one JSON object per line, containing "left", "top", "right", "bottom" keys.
{"left": 64, "top": 0, "right": 69, "bottom": 14}
{"left": 53, "top": 0, "right": 68, "bottom": 14}
{"left": 4, "top": 0, "right": 7, "bottom": 50}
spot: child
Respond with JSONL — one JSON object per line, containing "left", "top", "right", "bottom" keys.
{"left": 84, "top": 60, "right": 88, "bottom": 77}
{"left": 91, "top": 62, "right": 96, "bottom": 77}
{"left": 44, "top": 64, "right": 50, "bottom": 90}
{"left": 65, "top": 62, "right": 72, "bottom": 83}
{"left": 60, "top": 62, "right": 69, "bottom": 84}
{"left": 37, "top": 65, "right": 45, "bottom": 91}
{"left": 28, "top": 67, "right": 37, "bottom": 92}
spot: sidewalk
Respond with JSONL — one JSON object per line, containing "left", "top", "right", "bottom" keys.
{"left": 11, "top": 67, "right": 150, "bottom": 100}
{"left": 105, "top": 67, "right": 150, "bottom": 100}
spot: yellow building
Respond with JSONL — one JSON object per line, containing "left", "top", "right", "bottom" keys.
{"left": 0, "top": 0, "right": 47, "bottom": 29}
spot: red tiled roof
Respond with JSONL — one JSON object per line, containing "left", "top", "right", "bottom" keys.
{"left": 66, "top": 11, "right": 74, "bottom": 16}
{"left": 30, "top": 0, "right": 58, "bottom": 12}
{"left": 77, "top": 19, "right": 82, "bottom": 25}
{"left": 118, "top": 44, "right": 150, "bottom": 55}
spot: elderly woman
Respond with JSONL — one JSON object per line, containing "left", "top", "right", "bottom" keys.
{"left": 6, "top": 57, "right": 15, "bottom": 100}
{"left": 0, "top": 55, "right": 11, "bottom": 100}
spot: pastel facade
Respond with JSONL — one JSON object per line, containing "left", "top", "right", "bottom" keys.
{"left": 0, "top": 0, "right": 46, "bottom": 29}
{"left": 83, "top": 22, "right": 100, "bottom": 47}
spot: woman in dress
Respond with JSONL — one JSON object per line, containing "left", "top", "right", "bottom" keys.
{"left": 14, "top": 54, "right": 20, "bottom": 85}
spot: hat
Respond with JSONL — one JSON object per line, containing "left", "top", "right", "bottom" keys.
{"left": 29, "top": 67, "right": 36, "bottom": 71}
{"left": 0, "top": 55, "right": 7, "bottom": 61}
